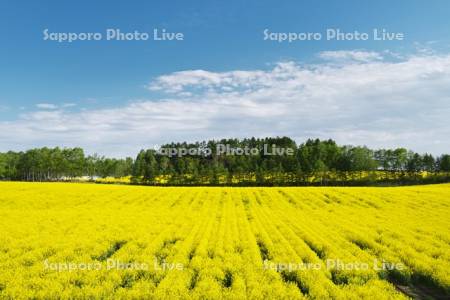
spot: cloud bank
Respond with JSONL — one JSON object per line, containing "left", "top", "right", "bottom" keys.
{"left": 1, "top": 50, "right": 450, "bottom": 157}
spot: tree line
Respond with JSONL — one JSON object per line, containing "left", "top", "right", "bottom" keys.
{"left": 0, "top": 147, "right": 133, "bottom": 181}
{"left": 131, "top": 137, "right": 450, "bottom": 185}
{"left": 1, "top": 137, "right": 449, "bottom": 185}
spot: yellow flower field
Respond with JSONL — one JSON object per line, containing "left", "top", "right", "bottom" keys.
{"left": 0, "top": 182, "right": 449, "bottom": 299}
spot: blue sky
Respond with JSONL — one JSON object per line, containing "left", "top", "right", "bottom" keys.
{"left": 1, "top": 0, "right": 450, "bottom": 156}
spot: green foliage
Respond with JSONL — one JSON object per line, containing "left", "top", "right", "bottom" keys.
{"left": 129, "top": 137, "right": 450, "bottom": 185}
{"left": 0, "top": 147, "right": 132, "bottom": 181}
{"left": 1, "top": 137, "right": 449, "bottom": 185}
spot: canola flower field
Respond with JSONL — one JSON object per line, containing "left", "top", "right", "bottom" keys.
{"left": 0, "top": 182, "right": 449, "bottom": 299}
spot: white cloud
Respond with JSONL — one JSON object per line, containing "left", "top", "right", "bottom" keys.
{"left": 36, "top": 103, "right": 58, "bottom": 110}
{"left": 147, "top": 68, "right": 273, "bottom": 94}
{"left": 1, "top": 50, "right": 450, "bottom": 157}
{"left": 318, "top": 50, "right": 383, "bottom": 62}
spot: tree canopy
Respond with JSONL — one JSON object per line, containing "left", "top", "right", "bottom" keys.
{"left": 1, "top": 137, "right": 449, "bottom": 185}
